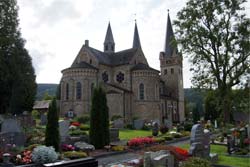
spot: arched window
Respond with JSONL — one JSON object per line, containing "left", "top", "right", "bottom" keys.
{"left": 139, "top": 83, "right": 144, "bottom": 100}
{"left": 66, "top": 83, "right": 69, "bottom": 100}
{"left": 76, "top": 82, "right": 82, "bottom": 100}
{"left": 155, "top": 84, "right": 158, "bottom": 100}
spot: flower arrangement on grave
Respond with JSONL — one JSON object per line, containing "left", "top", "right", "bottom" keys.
{"left": 127, "top": 137, "right": 156, "bottom": 147}
{"left": 71, "top": 122, "right": 80, "bottom": 127}
{"left": 61, "top": 144, "right": 75, "bottom": 151}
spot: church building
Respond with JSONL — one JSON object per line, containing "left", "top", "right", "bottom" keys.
{"left": 60, "top": 13, "right": 185, "bottom": 125}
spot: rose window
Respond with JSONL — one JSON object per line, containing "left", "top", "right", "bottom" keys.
{"left": 116, "top": 72, "right": 125, "bottom": 83}
{"left": 102, "top": 71, "right": 109, "bottom": 83}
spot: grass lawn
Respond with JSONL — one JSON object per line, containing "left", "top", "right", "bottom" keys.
{"left": 119, "top": 129, "right": 152, "bottom": 140}
{"left": 179, "top": 144, "right": 250, "bottom": 167}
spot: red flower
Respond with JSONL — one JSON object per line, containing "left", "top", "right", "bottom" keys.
{"left": 128, "top": 137, "right": 155, "bottom": 147}
{"left": 71, "top": 122, "right": 80, "bottom": 126}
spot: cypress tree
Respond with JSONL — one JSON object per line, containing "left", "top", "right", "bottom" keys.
{"left": 45, "top": 98, "right": 60, "bottom": 151}
{"left": 89, "top": 86, "right": 109, "bottom": 149}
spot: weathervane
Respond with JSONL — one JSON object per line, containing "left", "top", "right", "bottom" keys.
{"left": 134, "top": 13, "right": 137, "bottom": 23}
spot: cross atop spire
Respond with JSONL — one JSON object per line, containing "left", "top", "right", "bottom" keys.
{"left": 132, "top": 20, "right": 141, "bottom": 49}
{"left": 104, "top": 22, "right": 115, "bottom": 53}
{"left": 164, "top": 11, "right": 177, "bottom": 56}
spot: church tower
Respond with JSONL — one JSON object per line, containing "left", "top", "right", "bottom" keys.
{"left": 159, "top": 12, "right": 185, "bottom": 122}
{"left": 104, "top": 22, "right": 115, "bottom": 53}
{"left": 132, "top": 21, "right": 141, "bottom": 49}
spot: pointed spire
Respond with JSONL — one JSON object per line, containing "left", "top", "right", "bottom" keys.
{"left": 104, "top": 22, "right": 115, "bottom": 53}
{"left": 164, "top": 10, "right": 177, "bottom": 56}
{"left": 132, "top": 20, "right": 141, "bottom": 48}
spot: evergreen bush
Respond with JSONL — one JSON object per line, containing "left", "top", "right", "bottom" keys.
{"left": 89, "top": 86, "right": 110, "bottom": 149}
{"left": 45, "top": 98, "right": 60, "bottom": 151}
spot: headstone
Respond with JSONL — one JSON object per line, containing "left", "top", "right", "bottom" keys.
{"left": 214, "top": 120, "right": 217, "bottom": 129}
{"left": 0, "top": 132, "right": 26, "bottom": 147}
{"left": 59, "top": 120, "right": 70, "bottom": 142}
{"left": 110, "top": 128, "right": 119, "bottom": 142}
{"left": 189, "top": 124, "right": 209, "bottom": 158}
{"left": 152, "top": 122, "right": 159, "bottom": 136}
{"left": 74, "top": 141, "right": 95, "bottom": 151}
{"left": 133, "top": 119, "right": 144, "bottom": 130}
{"left": 164, "top": 119, "right": 172, "bottom": 129}
{"left": 40, "top": 114, "right": 47, "bottom": 125}
{"left": 143, "top": 150, "right": 174, "bottom": 167}
{"left": 1, "top": 119, "right": 21, "bottom": 133}
{"left": 113, "top": 119, "right": 124, "bottom": 129}
{"left": 203, "top": 129, "right": 211, "bottom": 158}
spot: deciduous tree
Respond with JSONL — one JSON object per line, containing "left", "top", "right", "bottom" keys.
{"left": 175, "top": 0, "right": 250, "bottom": 122}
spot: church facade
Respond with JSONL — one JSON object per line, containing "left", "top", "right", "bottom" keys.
{"left": 60, "top": 13, "right": 185, "bottom": 125}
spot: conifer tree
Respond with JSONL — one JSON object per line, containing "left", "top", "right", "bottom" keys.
{"left": 89, "top": 86, "right": 110, "bottom": 149}
{"left": 0, "top": 0, "right": 36, "bottom": 114}
{"left": 45, "top": 98, "right": 60, "bottom": 151}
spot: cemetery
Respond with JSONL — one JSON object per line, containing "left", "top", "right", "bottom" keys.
{"left": 0, "top": 109, "right": 249, "bottom": 167}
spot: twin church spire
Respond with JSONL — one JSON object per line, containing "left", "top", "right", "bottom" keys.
{"left": 103, "top": 21, "right": 141, "bottom": 53}
{"left": 103, "top": 12, "right": 176, "bottom": 55}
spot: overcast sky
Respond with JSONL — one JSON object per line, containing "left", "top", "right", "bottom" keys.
{"left": 17, "top": 0, "right": 250, "bottom": 88}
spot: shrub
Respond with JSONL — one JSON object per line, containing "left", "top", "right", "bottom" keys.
{"left": 180, "top": 157, "right": 211, "bottom": 167}
{"left": 125, "top": 124, "right": 134, "bottom": 130}
{"left": 77, "top": 115, "right": 90, "bottom": 124}
{"left": 160, "top": 125, "right": 169, "bottom": 134}
{"left": 89, "top": 87, "right": 110, "bottom": 149}
{"left": 181, "top": 131, "right": 191, "bottom": 137}
{"left": 172, "top": 132, "right": 182, "bottom": 138}
{"left": 154, "top": 137, "right": 165, "bottom": 143}
{"left": 45, "top": 98, "right": 60, "bottom": 151}
{"left": 26, "top": 144, "right": 41, "bottom": 151}
{"left": 184, "top": 122, "right": 193, "bottom": 131}
{"left": 31, "top": 146, "right": 58, "bottom": 164}
{"left": 69, "top": 129, "right": 87, "bottom": 136}
{"left": 111, "top": 115, "right": 122, "bottom": 121}
{"left": 31, "top": 110, "right": 40, "bottom": 119}
{"left": 63, "top": 151, "right": 87, "bottom": 159}
{"left": 79, "top": 124, "right": 90, "bottom": 131}
{"left": 164, "top": 135, "right": 173, "bottom": 141}
{"left": 111, "top": 145, "right": 126, "bottom": 151}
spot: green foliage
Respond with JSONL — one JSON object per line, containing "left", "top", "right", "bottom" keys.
{"left": 69, "top": 129, "right": 87, "bottom": 136}
{"left": 77, "top": 115, "right": 90, "bottom": 124}
{"left": 89, "top": 86, "right": 110, "bottom": 149}
{"left": 111, "top": 115, "right": 122, "bottom": 121}
{"left": 31, "top": 110, "right": 40, "bottom": 119}
{"left": 204, "top": 90, "right": 220, "bottom": 121}
{"left": 192, "top": 103, "right": 200, "bottom": 124}
{"left": 180, "top": 157, "right": 211, "bottom": 167}
{"left": 63, "top": 151, "right": 87, "bottom": 159}
{"left": 45, "top": 98, "right": 60, "bottom": 151}
{"left": 175, "top": 0, "right": 250, "bottom": 122}
{"left": 36, "top": 84, "right": 58, "bottom": 100}
{"left": 43, "top": 92, "right": 53, "bottom": 100}
{"left": 0, "top": 0, "right": 36, "bottom": 114}
{"left": 79, "top": 124, "right": 90, "bottom": 131}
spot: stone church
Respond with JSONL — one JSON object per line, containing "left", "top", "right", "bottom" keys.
{"left": 60, "top": 13, "right": 185, "bottom": 125}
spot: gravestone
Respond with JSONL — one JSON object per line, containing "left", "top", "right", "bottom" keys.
{"left": 59, "top": 120, "right": 70, "bottom": 143}
{"left": 203, "top": 129, "right": 211, "bottom": 158}
{"left": 113, "top": 119, "right": 124, "bottom": 129}
{"left": 133, "top": 119, "right": 144, "bottom": 130}
{"left": 0, "top": 132, "right": 26, "bottom": 147}
{"left": 40, "top": 114, "right": 47, "bottom": 125}
{"left": 189, "top": 124, "right": 209, "bottom": 158}
{"left": 143, "top": 150, "right": 174, "bottom": 167}
{"left": 1, "top": 119, "right": 21, "bottom": 133}
{"left": 110, "top": 128, "right": 119, "bottom": 142}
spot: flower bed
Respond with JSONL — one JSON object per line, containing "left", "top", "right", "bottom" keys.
{"left": 127, "top": 137, "right": 156, "bottom": 147}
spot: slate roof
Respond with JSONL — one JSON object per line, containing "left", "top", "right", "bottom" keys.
{"left": 131, "top": 63, "right": 159, "bottom": 72}
{"left": 104, "top": 22, "right": 115, "bottom": 44}
{"left": 133, "top": 22, "right": 141, "bottom": 48}
{"left": 164, "top": 13, "right": 177, "bottom": 56}
{"left": 82, "top": 46, "right": 139, "bottom": 66}
{"left": 70, "top": 61, "right": 98, "bottom": 70}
